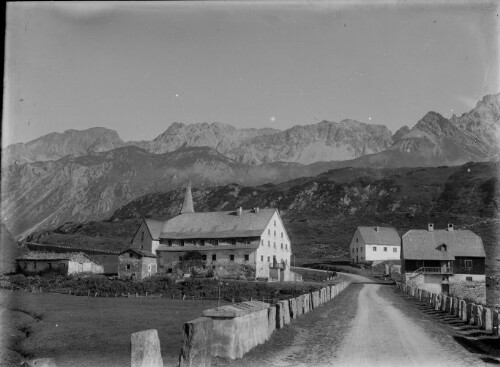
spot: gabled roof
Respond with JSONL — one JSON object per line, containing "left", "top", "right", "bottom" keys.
{"left": 16, "top": 251, "right": 101, "bottom": 264}
{"left": 144, "top": 219, "right": 164, "bottom": 240}
{"left": 402, "top": 229, "right": 485, "bottom": 260}
{"left": 120, "top": 248, "right": 156, "bottom": 258}
{"left": 160, "top": 208, "right": 277, "bottom": 239}
{"left": 357, "top": 226, "right": 400, "bottom": 246}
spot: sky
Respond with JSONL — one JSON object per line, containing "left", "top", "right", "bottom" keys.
{"left": 3, "top": 1, "right": 499, "bottom": 146}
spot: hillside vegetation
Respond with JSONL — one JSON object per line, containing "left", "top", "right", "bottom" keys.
{"left": 30, "top": 162, "right": 499, "bottom": 262}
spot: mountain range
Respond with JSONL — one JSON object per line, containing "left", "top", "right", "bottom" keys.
{"left": 1, "top": 94, "right": 499, "bottom": 239}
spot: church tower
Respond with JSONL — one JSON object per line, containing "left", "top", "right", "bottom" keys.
{"left": 180, "top": 180, "right": 194, "bottom": 214}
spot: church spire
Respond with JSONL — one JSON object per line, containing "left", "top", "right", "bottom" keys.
{"left": 180, "top": 179, "right": 194, "bottom": 214}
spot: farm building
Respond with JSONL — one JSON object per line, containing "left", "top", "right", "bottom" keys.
{"left": 402, "top": 223, "right": 486, "bottom": 294}
{"left": 16, "top": 252, "right": 104, "bottom": 275}
{"left": 131, "top": 182, "right": 296, "bottom": 282}
{"left": 349, "top": 226, "right": 401, "bottom": 264}
{"left": 118, "top": 248, "right": 157, "bottom": 280}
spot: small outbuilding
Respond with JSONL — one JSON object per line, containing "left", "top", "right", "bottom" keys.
{"left": 16, "top": 252, "right": 104, "bottom": 275}
{"left": 118, "top": 248, "right": 157, "bottom": 280}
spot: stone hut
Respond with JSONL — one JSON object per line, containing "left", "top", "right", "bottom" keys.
{"left": 16, "top": 251, "right": 104, "bottom": 275}
{"left": 118, "top": 248, "right": 157, "bottom": 280}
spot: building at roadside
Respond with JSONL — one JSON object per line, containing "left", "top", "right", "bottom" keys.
{"left": 16, "top": 252, "right": 104, "bottom": 275}
{"left": 402, "top": 223, "right": 486, "bottom": 294}
{"left": 132, "top": 182, "right": 296, "bottom": 282}
{"left": 118, "top": 248, "right": 157, "bottom": 280}
{"left": 349, "top": 226, "right": 401, "bottom": 264}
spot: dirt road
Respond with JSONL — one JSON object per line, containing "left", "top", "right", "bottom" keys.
{"left": 216, "top": 273, "right": 489, "bottom": 367}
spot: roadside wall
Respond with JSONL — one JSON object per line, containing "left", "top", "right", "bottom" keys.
{"left": 180, "top": 281, "right": 350, "bottom": 366}
{"left": 396, "top": 282, "right": 499, "bottom": 337}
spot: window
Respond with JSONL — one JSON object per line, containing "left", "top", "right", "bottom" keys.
{"left": 230, "top": 255, "right": 235, "bottom": 261}
{"left": 441, "top": 244, "right": 447, "bottom": 251}
{"left": 285, "top": 244, "right": 288, "bottom": 250}
{"left": 274, "top": 220, "right": 276, "bottom": 226}
{"left": 274, "top": 231, "right": 276, "bottom": 236}
{"left": 465, "top": 260, "right": 472, "bottom": 269}
{"left": 212, "top": 254, "right": 216, "bottom": 261}
{"left": 202, "top": 255, "right": 207, "bottom": 261}
{"left": 34, "top": 262, "right": 37, "bottom": 269}
{"left": 268, "top": 229, "right": 271, "bottom": 235}
{"left": 356, "top": 238, "right": 358, "bottom": 243}
{"left": 244, "top": 254, "right": 249, "bottom": 261}
{"left": 281, "top": 243, "right": 283, "bottom": 249}
{"left": 179, "top": 256, "right": 183, "bottom": 261}
{"left": 126, "top": 264, "right": 131, "bottom": 270}
{"left": 48, "top": 263, "right": 52, "bottom": 269}
{"left": 393, "top": 248, "right": 397, "bottom": 252}
{"left": 267, "top": 256, "right": 270, "bottom": 262}
{"left": 373, "top": 247, "right": 377, "bottom": 251}
{"left": 384, "top": 247, "right": 387, "bottom": 252}
{"left": 356, "top": 248, "right": 358, "bottom": 253}
{"left": 141, "top": 231, "right": 144, "bottom": 241}
{"left": 148, "top": 264, "right": 152, "bottom": 271}
{"left": 281, "top": 232, "right": 283, "bottom": 238}
{"left": 273, "top": 242, "right": 276, "bottom": 248}
{"left": 244, "top": 239, "right": 251, "bottom": 244}
{"left": 466, "top": 276, "right": 473, "bottom": 282}
{"left": 360, "top": 247, "right": 363, "bottom": 252}
{"left": 268, "top": 241, "right": 270, "bottom": 247}
{"left": 261, "top": 255, "right": 264, "bottom": 261}
{"left": 352, "top": 249, "right": 354, "bottom": 253}
{"left": 261, "top": 239, "right": 264, "bottom": 245}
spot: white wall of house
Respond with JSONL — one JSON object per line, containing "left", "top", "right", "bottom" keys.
{"left": 255, "top": 211, "right": 291, "bottom": 279}
{"left": 364, "top": 245, "right": 400, "bottom": 262}
{"left": 451, "top": 274, "right": 486, "bottom": 282}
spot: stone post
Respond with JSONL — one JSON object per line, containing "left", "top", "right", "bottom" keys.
{"left": 179, "top": 317, "right": 213, "bottom": 367}
{"left": 131, "top": 329, "right": 163, "bottom": 367}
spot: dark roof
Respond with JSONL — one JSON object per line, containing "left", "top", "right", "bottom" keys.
{"left": 16, "top": 251, "right": 101, "bottom": 264}
{"left": 160, "top": 208, "right": 277, "bottom": 239}
{"left": 402, "top": 229, "right": 485, "bottom": 260}
{"left": 357, "top": 226, "right": 400, "bottom": 246}
{"left": 144, "top": 219, "right": 164, "bottom": 240}
{"left": 120, "top": 248, "right": 156, "bottom": 258}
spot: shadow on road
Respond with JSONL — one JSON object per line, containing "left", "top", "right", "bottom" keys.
{"left": 453, "top": 335, "right": 500, "bottom": 362}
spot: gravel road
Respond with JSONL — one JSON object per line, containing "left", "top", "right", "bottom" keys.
{"left": 216, "top": 273, "right": 490, "bottom": 367}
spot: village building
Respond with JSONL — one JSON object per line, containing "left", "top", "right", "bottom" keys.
{"left": 117, "top": 248, "right": 157, "bottom": 280}
{"left": 16, "top": 252, "right": 104, "bottom": 275}
{"left": 401, "top": 223, "right": 486, "bottom": 294}
{"left": 131, "top": 182, "right": 296, "bottom": 282}
{"left": 349, "top": 226, "right": 401, "bottom": 264}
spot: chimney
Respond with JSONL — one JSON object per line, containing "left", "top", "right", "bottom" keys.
{"left": 428, "top": 223, "right": 434, "bottom": 232}
{"left": 180, "top": 180, "right": 194, "bottom": 214}
{"left": 237, "top": 207, "right": 243, "bottom": 218}
{"left": 447, "top": 223, "right": 454, "bottom": 231}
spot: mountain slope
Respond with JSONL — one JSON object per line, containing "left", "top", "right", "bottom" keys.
{"left": 1, "top": 146, "right": 345, "bottom": 239}
{"left": 30, "top": 162, "right": 499, "bottom": 262}
{"left": 390, "top": 94, "right": 500, "bottom": 164}
{"left": 2, "top": 127, "right": 124, "bottom": 165}
{"left": 225, "top": 119, "right": 394, "bottom": 164}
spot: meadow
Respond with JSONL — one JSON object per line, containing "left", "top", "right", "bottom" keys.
{"left": 1, "top": 290, "right": 217, "bottom": 367}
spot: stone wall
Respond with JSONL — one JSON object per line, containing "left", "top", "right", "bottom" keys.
{"left": 179, "top": 281, "right": 350, "bottom": 366}
{"left": 396, "top": 282, "right": 499, "bottom": 337}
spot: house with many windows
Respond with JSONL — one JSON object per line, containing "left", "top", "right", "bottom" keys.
{"left": 129, "top": 182, "right": 296, "bottom": 281}
{"left": 349, "top": 226, "right": 401, "bottom": 264}
{"left": 401, "top": 223, "right": 486, "bottom": 294}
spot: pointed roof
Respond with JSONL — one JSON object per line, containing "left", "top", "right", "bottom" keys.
{"left": 180, "top": 180, "right": 194, "bottom": 214}
{"left": 356, "top": 226, "right": 400, "bottom": 246}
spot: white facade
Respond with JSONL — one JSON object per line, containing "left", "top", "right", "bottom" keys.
{"left": 350, "top": 228, "right": 401, "bottom": 264}
{"left": 254, "top": 211, "right": 292, "bottom": 279}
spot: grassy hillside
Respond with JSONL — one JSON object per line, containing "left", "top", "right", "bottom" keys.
{"left": 30, "top": 162, "right": 499, "bottom": 263}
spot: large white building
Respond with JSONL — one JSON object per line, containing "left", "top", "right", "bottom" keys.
{"left": 350, "top": 226, "right": 401, "bottom": 264}
{"left": 130, "top": 182, "right": 297, "bottom": 281}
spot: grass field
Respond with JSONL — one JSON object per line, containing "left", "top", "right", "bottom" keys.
{"left": 0, "top": 290, "right": 217, "bottom": 367}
